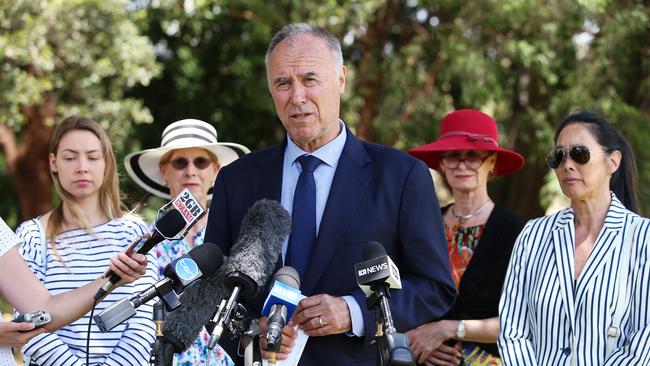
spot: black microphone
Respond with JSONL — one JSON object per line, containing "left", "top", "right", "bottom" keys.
{"left": 162, "top": 199, "right": 290, "bottom": 353}
{"left": 355, "top": 242, "right": 402, "bottom": 333}
{"left": 261, "top": 266, "right": 301, "bottom": 351}
{"left": 356, "top": 241, "right": 402, "bottom": 297}
{"left": 355, "top": 241, "right": 413, "bottom": 366}
{"left": 94, "top": 243, "right": 223, "bottom": 332}
{"left": 95, "top": 208, "right": 184, "bottom": 301}
{"left": 95, "top": 188, "right": 206, "bottom": 301}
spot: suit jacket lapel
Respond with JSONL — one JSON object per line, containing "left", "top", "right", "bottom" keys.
{"left": 302, "top": 131, "right": 371, "bottom": 294}
{"left": 552, "top": 210, "right": 576, "bottom": 331}
{"left": 574, "top": 198, "right": 626, "bottom": 311}
{"left": 252, "top": 140, "right": 285, "bottom": 201}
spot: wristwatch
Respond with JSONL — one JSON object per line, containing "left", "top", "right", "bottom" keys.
{"left": 456, "top": 320, "right": 465, "bottom": 340}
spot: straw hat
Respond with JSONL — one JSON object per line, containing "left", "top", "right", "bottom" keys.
{"left": 125, "top": 119, "right": 250, "bottom": 199}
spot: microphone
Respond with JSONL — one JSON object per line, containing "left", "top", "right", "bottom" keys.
{"left": 261, "top": 266, "right": 301, "bottom": 351}
{"left": 355, "top": 242, "right": 402, "bottom": 297}
{"left": 208, "top": 199, "right": 291, "bottom": 349}
{"left": 94, "top": 243, "right": 223, "bottom": 332}
{"left": 355, "top": 241, "right": 413, "bottom": 366}
{"left": 162, "top": 199, "right": 290, "bottom": 353}
{"left": 95, "top": 188, "right": 206, "bottom": 300}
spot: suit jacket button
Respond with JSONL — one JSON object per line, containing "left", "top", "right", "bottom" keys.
{"left": 563, "top": 347, "right": 571, "bottom": 356}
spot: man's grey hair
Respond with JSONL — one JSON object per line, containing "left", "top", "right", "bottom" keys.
{"left": 264, "top": 23, "right": 344, "bottom": 73}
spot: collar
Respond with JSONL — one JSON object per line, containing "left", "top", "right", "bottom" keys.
{"left": 554, "top": 192, "right": 628, "bottom": 231}
{"left": 285, "top": 120, "right": 347, "bottom": 167}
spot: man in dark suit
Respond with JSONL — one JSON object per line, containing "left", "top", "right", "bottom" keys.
{"left": 204, "top": 23, "right": 455, "bottom": 365}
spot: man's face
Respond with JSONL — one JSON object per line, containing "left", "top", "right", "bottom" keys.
{"left": 266, "top": 33, "right": 346, "bottom": 152}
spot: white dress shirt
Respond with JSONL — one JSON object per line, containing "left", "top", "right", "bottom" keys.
{"left": 281, "top": 121, "right": 365, "bottom": 336}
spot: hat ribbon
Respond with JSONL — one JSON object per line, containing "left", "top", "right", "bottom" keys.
{"left": 438, "top": 131, "right": 497, "bottom": 145}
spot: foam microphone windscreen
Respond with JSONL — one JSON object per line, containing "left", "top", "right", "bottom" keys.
{"left": 223, "top": 199, "right": 291, "bottom": 298}
{"left": 363, "top": 241, "right": 387, "bottom": 260}
{"left": 185, "top": 242, "right": 223, "bottom": 278}
{"left": 162, "top": 199, "right": 291, "bottom": 351}
{"left": 156, "top": 208, "right": 186, "bottom": 238}
{"left": 273, "top": 266, "right": 300, "bottom": 289}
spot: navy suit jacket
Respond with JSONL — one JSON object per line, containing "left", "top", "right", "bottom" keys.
{"left": 205, "top": 129, "right": 455, "bottom": 365}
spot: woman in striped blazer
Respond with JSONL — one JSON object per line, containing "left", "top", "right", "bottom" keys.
{"left": 498, "top": 111, "right": 649, "bottom": 365}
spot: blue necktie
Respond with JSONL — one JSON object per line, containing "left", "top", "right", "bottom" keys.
{"left": 286, "top": 155, "right": 322, "bottom": 280}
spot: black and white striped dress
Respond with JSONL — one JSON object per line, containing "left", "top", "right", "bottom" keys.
{"left": 15, "top": 215, "right": 158, "bottom": 366}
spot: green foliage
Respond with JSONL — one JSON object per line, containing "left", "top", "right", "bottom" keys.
{"left": 0, "top": 0, "right": 160, "bottom": 150}
{"left": 1, "top": 0, "right": 648, "bottom": 220}
{"left": 0, "top": 0, "right": 160, "bottom": 224}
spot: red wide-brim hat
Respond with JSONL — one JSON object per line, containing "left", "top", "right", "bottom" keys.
{"left": 409, "top": 109, "right": 525, "bottom": 176}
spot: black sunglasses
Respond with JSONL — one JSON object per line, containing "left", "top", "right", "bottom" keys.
{"left": 546, "top": 145, "right": 609, "bottom": 169}
{"left": 170, "top": 156, "right": 212, "bottom": 170}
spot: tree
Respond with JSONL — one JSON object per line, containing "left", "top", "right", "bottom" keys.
{"left": 340, "top": 0, "right": 648, "bottom": 216}
{"left": 0, "top": 0, "right": 160, "bottom": 223}
{"left": 551, "top": 0, "right": 650, "bottom": 210}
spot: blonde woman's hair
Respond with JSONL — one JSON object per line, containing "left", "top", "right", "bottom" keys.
{"left": 47, "top": 115, "right": 125, "bottom": 258}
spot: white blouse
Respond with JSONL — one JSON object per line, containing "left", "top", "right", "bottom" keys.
{"left": 0, "top": 217, "right": 20, "bottom": 366}
{"left": 0, "top": 217, "right": 19, "bottom": 258}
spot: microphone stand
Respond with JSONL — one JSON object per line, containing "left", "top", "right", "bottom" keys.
{"left": 150, "top": 300, "right": 171, "bottom": 366}
{"left": 240, "top": 318, "right": 262, "bottom": 366}
{"left": 150, "top": 297, "right": 184, "bottom": 366}
{"left": 366, "top": 283, "right": 414, "bottom": 366}
{"left": 207, "top": 299, "right": 262, "bottom": 366}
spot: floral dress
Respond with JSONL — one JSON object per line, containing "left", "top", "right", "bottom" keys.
{"left": 446, "top": 223, "right": 501, "bottom": 366}
{"left": 155, "top": 227, "right": 234, "bottom": 366}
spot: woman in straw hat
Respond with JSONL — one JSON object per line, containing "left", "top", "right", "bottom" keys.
{"left": 125, "top": 119, "right": 249, "bottom": 366}
{"left": 406, "top": 109, "right": 526, "bottom": 365}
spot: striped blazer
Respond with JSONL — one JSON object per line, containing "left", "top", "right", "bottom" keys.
{"left": 498, "top": 194, "right": 650, "bottom": 365}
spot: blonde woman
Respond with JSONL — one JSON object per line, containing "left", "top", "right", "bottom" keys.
{"left": 15, "top": 116, "right": 158, "bottom": 366}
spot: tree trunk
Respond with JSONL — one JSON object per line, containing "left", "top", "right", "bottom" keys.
{"left": 0, "top": 98, "right": 55, "bottom": 220}
{"left": 354, "top": 1, "right": 397, "bottom": 142}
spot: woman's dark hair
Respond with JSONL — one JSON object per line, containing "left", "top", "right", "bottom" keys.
{"left": 555, "top": 111, "right": 640, "bottom": 213}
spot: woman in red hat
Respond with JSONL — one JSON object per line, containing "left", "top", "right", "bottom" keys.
{"left": 406, "top": 109, "right": 526, "bottom": 365}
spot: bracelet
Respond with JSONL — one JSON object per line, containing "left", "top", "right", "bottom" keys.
{"left": 456, "top": 320, "right": 465, "bottom": 340}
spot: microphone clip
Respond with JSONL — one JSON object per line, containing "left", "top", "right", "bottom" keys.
{"left": 375, "top": 332, "right": 413, "bottom": 366}
{"left": 367, "top": 282, "right": 414, "bottom": 366}
{"left": 237, "top": 318, "right": 262, "bottom": 366}
{"left": 206, "top": 298, "right": 248, "bottom": 350}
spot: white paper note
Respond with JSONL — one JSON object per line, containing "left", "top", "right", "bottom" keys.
{"left": 262, "top": 327, "right": 309, "bottom": 366}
